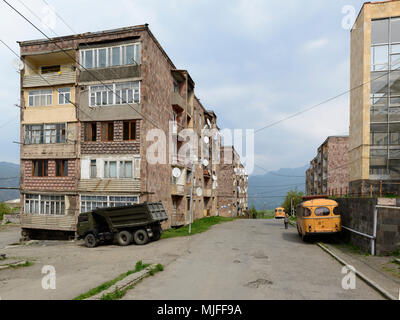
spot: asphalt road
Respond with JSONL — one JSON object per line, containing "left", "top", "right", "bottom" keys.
{"left": 123, "top": 219, "right": 382, "bottom": 300}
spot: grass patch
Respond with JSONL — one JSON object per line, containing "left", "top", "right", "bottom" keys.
{"left": 382, "top": 261, "right": 400, "bottom": 279}
{"left": 161, "top": 216, "right": 236, "bottom": 239}
{"left": 73, "top": 260, "right": 150, "bottom": 300}
{"left": 7, "top": 260, "right": 34, "bottom": 269}
{"left": 101, "top": 263, "right": 164, "bottom": 300}
{"left": 332, "top": 241, "right": 366, "bottom": 255}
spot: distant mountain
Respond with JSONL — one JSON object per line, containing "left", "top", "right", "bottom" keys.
{"left": 0, "top": 162, "right": 19, "bottom": 202}
{"left": 248, "top": 165, "right": 308, "bottom": 210}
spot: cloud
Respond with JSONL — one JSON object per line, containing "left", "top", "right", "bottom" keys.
{"left": 301, "top": 38, "right": 329, "bottom": 52}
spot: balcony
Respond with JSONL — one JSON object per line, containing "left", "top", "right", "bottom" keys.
{"left": 171, "top": 184, "right": 185, "bottom": 196}
{"left": 23, "top": 71, "right": 76, "bottom": 88}
{"left": 203, "top": 188, "right": 212, "bottom": 197}
{"left": 170, "top": 92, "right": 185, "bottom": 111}
{"left": 21, "top": 214, "right": 76, "bottom": 231}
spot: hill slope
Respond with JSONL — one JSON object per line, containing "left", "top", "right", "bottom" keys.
{"left": 0, "top": 162, "right": 19, "bottom": 202}
{"left": 248, "top": 165, "right": 307, "bottom": 210}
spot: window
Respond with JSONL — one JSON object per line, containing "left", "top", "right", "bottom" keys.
{"left": 58, "top": 88, "right": 71, "bottom": 105}
{"left": 41, "top": 65, "right": 60, "bottom": 74}
{"left": 32, "top": 160, "right": 48, "bottom": 177}
{"left": 173, "top": 80, "right": 179, "bottom": 93}
{"left": 119, "top": 161, "right": 133, "bottom": 178}
{"left": 28, "top": 90, "right": 52, "bottom": 107}
{"left": 44, "top": 124, "right": 66, "bottom": 144}
{"left": 104, "top": 161, "right": 117, "bottom": 178}
{"left": 56, "top": 160, "right": 68, "bottom": 177}
{"left": 25, "top": 194, "right": 65, "bottom": 215}
{"left": 371, "top": 45, "right": 389, "bottom": 71}
{"left": 84, "top": 123, "right": 97, "bottom": 142}
{"left": 25, "top": 124, "right": 66, "bottom": 145}
{"left": 80, "top": 43, "right": 141, "bottom": 69}
{"left": 115, "top": 82, "right": 140, "bottom": 104}
{"left": 89, "top": 81, "right": 140, "bottom": 106}
{"left": 25, "top": 125, "right": 43, "bottom": 144}
{"left": 101, "top": 122, "right": 114, "bottom": 141}
{"left": 303, "top": 208, "right": 311, "bottom": 217}
{"left": 80, "top": 195, "right": 139, "bottom": 213}
{"left": 123, "top": 121, "right": 136, "bottom": 140}
{"left": 186, "top": 170, "right": 192, "bottom": 185}
{"left": 314, "top": 207, "right": 331, "bottom": 217}
{"left": 90, "top": 160, "right": 97, "bottom": 178}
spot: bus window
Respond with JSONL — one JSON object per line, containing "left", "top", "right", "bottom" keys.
{"left": 303, "top": 208, "right": 312, "bottom": 217}
{"left": 315, "top": 207, "right": 331, "bottom": 216}
{"left": 333, "top": 207, "right": 340, "bottom": 216}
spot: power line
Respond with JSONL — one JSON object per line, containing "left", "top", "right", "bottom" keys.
{"left": 3, "top": 0, "right": 162, "bottom": 131}
{"left": 254, "top": 63, "right": 400, "bottom": 135}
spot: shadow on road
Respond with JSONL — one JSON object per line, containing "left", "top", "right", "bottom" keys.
{"left": 281, "top": 231, "right": 302, "bottom": 243}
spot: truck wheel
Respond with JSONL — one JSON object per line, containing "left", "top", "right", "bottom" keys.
{"left": 84, "top": 233, "right": 98, "bottom": 248}
{"left": 152, "top": 226, "right": 162, "bottom": 241}
{"left": 133, "top": 229, "right": 149, "bottom": 245}
{"left": 117, "top": 231, "right": 132, "bottom": 246}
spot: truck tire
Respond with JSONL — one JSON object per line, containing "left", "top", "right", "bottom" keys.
{"left": 117, "top": 231, "right": 132, "bottom": 246}
{"left": 84, "top": 233, "right": 98, "bottom": 248}
{"left": 152, "top": 226, "right": 162, "bottom": 241}
{"left": 133, "top": 229, "right": 149, "bottom": 245}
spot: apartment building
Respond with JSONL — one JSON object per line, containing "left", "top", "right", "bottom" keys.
{"left": 350, "top": 0, "right": 400, "bottom": 195}
{"left": 18, "top": 25, "right": 237, "bottom": 239}
{"left": 306, "top": 136, "right": 349, "bottom": 196}
{"left": 218, "top": 146, "right": 249, "bottom": 217}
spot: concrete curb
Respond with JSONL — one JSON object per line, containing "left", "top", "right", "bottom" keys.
{"left": 317, "top": 243, "right": 397, "bottom": 300}
{"left": 86, "top": 264, "right": 156, "bottom": 300}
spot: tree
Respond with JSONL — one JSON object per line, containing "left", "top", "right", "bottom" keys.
{"left": 250, "top": 204, "right": 258, "bottom": 219}
{"left": 0, "top": 203, "right": 11, "bottom": 221}
{"left": 282, "top": 189, "right": 305, "bottom": 216}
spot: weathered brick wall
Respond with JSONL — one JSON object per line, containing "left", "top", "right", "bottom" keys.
{"left": 81, "top": 120, "right": 140, "bottom": 154}
{"left": 23, "top": 159, "right": 78, "bottom": 191}
{"left": 140, "top": 31, "right": 177, "bottom": 229}
{"left": 327, "top": 137, "right": 349, "bottom": 195}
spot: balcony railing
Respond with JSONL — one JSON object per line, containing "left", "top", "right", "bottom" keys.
{"left": 23, "top": 71, "right": 76, "bottom": 88}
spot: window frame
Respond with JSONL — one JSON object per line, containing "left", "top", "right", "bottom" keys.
{"left": 24, "top": 194, "right": 65, "bottom": 216}
{"left": 80, "top": 195, "right": 139, "bottom": 213}
{"left": 123, "top": 120, "right": 137, "bottom": 141}
{"left": 101, "top": 122, "right": 114, "bottom": 142}
{"left": 89, "top": 81, "right": 140, "bottom": 107}
{"left": 55, "top": 160, "right": 68, "bottom": 177}
{"left": 28, "top": 89, "right": 53, "bottom": 107}
{"left": 58, "top": 88, "right": 71, "bottom": 105}
{"left": 32, "top": 160, "right": 48, "bottom": 177}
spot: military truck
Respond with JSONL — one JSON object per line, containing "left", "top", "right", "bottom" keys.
{"left": 77, "top": 202, "right": 168, "bottom": 248}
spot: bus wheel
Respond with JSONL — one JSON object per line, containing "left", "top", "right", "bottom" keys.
{"left": 117, "top": 231, "right": 133, "bottom": 246}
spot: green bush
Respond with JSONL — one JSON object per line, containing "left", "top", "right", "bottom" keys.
{"left": 282, "top": 189, "right": 305, "bottom": 215}
{"left": 0, "top": 203, "right": 12, "bottom": 221}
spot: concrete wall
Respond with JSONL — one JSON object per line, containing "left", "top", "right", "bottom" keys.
{"left": 376, "top": 206, "right": 400, "bottom": 255}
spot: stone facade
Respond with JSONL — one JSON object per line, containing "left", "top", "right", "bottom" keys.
{"left": 306, "top": 136, "right": 349, "bottom": 196}
{"left": 19, "top": 25, "right": 248, "bottom": 236}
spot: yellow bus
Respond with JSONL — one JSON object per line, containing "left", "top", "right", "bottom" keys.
{"left": 275, "top": 207, "right": 286, "bottom": 219}
{"left": 296, "top": 197, "right": 341, "bottom": 241}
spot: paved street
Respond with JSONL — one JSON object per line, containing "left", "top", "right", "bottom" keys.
{"left": 0, "top": 220, "right": 383, "bottom": 300}
{"left": 124, "top": 219, "right": 382, "bottom": 300}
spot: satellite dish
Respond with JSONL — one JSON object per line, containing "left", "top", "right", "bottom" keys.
{"left": 172, "top": 168, "right": 181, "bottom": 178}
{"left": 196, "top": 187, "right": 203, "bottom": 197}
{"left": 203, "top": 159, "right": 209, "bottom": 167}
{"left": 207, "top": 119, "right": 211, "bottom": 127}
{"left": 13, "top": 58, "right": 24, "bottom": 72}
{"left": 213, "top": 133, "right": 219, "bottom": 141}
{"left": 203, "top": 136, "right": 210, "bottom": 144}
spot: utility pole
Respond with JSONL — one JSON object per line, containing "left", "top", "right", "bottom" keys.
{"left": 188, "top": 162, "right": 195, "bottom": 234}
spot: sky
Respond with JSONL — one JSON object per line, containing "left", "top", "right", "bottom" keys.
{"left": 0, "top": 0, "right": 366, "bottom": 174}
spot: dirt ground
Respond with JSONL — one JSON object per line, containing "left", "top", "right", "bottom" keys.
{"left": 0, "top": 226, "right": 192, "bottom": 300}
